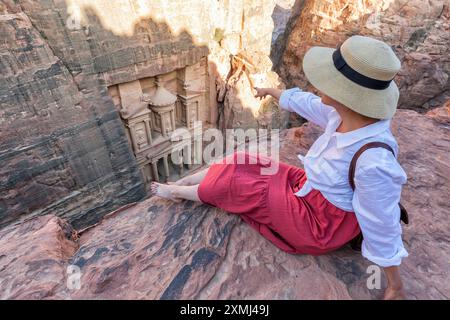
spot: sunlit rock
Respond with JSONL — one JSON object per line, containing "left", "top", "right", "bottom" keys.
{"left": 277, "top": 0, "right": 449, "bottom": 112}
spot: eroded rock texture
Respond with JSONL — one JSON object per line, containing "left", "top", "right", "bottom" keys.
{"left": 277, "top": 0, "right": 450, "bottom": 112}
{"left": 0, "top": 0, "right": 287, "bottom": 228}
{"left": 0, "top": 215, "right": 77, "bottom": 299}
{"left": 1, "top": 107, "right": 448, "bottom": 300}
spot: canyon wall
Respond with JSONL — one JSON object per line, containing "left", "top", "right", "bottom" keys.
{"left": 277, "top": 0, "right": 450, "bottom": 112}
{"left": 1, "top": 0, "right": 144, "bottom": 229}
{"left": 0, "top": 0, "right": 285, "bottom": 228}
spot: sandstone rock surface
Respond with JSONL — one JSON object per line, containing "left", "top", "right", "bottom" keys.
{"left": 277, "top": 0, "right": 450, "bottom": 112}
{"left": 1, "top": 107, "right": 448, "bottom": 300}
{"left": 0, "top": 215, "right": 77, "bottom": 299}
{"left": 3, "top": 0, "right": 447, "bottom": 231}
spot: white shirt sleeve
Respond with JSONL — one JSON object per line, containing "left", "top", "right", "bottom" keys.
{"left": 279, "top": 87, "right": 334, "bottom": 129}
{"left": 352, "top": 148, "right": 409, "bottom": 267}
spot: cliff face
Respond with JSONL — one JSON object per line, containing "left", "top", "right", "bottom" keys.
{"left": 277, "top": 0, "right": 449, "bottom": 112}
{"left": 0, "top": 1, "right": 146, "bottom": 228}
{"left": 0, "top": 0, "right": 285, "bottom": 228}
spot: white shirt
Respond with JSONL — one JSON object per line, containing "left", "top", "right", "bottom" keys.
{"left": 279, "top": 88, "right": 409, "bottom": 267}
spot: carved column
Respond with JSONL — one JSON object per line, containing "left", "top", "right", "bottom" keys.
{"left": 151, "top": 161, "right": 159, "bottom": 182}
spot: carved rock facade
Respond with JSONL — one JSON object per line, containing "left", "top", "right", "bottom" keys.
{"left": 108, "top": 60, "right": 208, "bottom": 189}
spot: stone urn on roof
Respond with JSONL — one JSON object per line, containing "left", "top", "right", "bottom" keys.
{"left": 143, "top": 76, "right": 177, "bottom": 137}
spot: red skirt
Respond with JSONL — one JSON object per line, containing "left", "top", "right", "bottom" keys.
{"left": 198, "top": 152, "right": 361, "bottom": 255}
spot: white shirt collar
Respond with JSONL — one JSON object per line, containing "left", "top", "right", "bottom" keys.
{"left": 328, "top": 110, "right": 391, "bottom": 149}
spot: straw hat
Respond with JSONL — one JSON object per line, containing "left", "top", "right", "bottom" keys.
{"left": 303, "top": 35, "right": 401, "bottom": 119}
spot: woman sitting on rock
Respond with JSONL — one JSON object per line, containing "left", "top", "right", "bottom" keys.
{"left": 152, "top": 35, "right": 409, "bottom": 300}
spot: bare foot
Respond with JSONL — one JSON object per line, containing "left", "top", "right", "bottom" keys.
{"left": 151, "top": 182, "right": 182, "bottom": 202}
{"left": 383, "top": 286, "right": 406, "bottom": 300}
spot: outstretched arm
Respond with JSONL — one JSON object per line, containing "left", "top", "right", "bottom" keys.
{"left": 254, "top": 87, "right": 283, "bottom": 101}
{"left": 254, "top": 87, "right": 333, "bottom": 129}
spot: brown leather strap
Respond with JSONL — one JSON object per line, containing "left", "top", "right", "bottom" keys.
{"left": 348, "top": 142, "right": 409, "bottom": 251}
{"left": 348, "top": 142, "right": 394, "bottom": 191}
{"left": 399, "top": 202, "right": 409, "bottom": 225}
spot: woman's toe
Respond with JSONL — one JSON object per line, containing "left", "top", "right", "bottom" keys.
{"left": 151, "top": 182, "right": 160, "bottom": 194}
